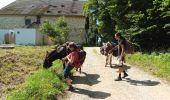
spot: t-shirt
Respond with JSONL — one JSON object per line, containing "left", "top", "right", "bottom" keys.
{"left": 118, "top": 37, "right": 127, "bottom": 56}
{"left": 66, "top": 50, "right": 80, "bottom": 68}
{"left": 118, "top": 37, "right": 127, "bottom": 50}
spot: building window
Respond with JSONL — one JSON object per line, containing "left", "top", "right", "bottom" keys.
{"left": 58, "top": 11, "right": 62, "bottom": 13}
{"left": 47, "top": 10, "right": 51, "bottom": 13}
{"left": 36, "top": 16, "right": 41, "bottom": 24}
{"left": 25, "top": 19, "right": 31, "bottom": 25}
{"left": 61, "top": 5, "right": 65, "bottom": 7}
{"left": 71, "top": 11, "right": 77, "bottom": 14}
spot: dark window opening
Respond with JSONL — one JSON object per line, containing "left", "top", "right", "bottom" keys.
{"left": 58, "top": 11, "right": 62, "bottom": 13}
{"left": 25, "top": 19, "right": 31, "bottom": 25}
{"left": 71, "top": 11, "right": 77, "bottom": 14}
{"left": 47, "top": 10, "right": 51, "bottom": 13}
{"left": 36, "top": 15, "right": 41, "bottom": 24}
{"left": 61, "top": 5, "right": 65, "bottom": 7}
{"left": 49, "top": 5, "right": 57, "bottom": 8}
{"left": 53, "top": 6, "right": 57, "bottom": 8}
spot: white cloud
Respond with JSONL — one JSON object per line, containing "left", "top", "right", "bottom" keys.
{"left": 0, "top": 0, "right": 16, "bottom": 8}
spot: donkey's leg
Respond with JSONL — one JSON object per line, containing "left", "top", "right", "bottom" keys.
{"left": 109, "top": 54, "right": 112, "bottom": 67}
{"left": 105, "top": 55, "right": 109, "bottom": 67}
{"left": 79, "top": 68, "right": 82, "bottom": 74}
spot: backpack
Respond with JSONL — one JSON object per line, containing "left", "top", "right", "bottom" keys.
{"left": 78, "top": 50, "right": 86, "bottom": 65}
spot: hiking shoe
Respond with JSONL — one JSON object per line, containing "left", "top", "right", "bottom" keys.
{"left": 122, "top": 73, "right": 128, "bottom": 78}
{"left": 114, "top": 77, "right": 122, "bottom": 81}
{"left": 68, "top": 85, "right": 74, "bottom": 91}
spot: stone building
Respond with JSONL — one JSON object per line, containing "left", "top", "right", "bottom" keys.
{"left": 0, "top": 0, "right": 86, "bottom": 45}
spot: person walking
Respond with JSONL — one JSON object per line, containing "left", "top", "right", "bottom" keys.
{"left": 110, "top": 32, "right": 128, "bottom": 81}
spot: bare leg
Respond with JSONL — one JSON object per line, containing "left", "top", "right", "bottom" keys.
{"left": 65, "top": 78, "right": 72, "bottom": 85}
{"left": 119, "top": 60, "right": 128, "bottom": 78}
{"left": 65, "top": 78, "right": 74, "bottom": 91}
{"left": 115, "top": 61, "right": 123, "bottom": 81}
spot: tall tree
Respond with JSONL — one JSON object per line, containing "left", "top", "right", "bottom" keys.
{"left": 84, "top": 0, "right": 115, "bottom": 45}
{"left": 84, "top": 0, "right": 170, "bottom": 51}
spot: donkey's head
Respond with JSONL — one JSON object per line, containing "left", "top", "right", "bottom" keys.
{"left": 43, "top": 46, "right": 69, "bottom": 68}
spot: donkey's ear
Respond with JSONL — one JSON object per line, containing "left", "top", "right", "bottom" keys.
{"left": 46, "top": 51, "right": 49, "bottom": 55}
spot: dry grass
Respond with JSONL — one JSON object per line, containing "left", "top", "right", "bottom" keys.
{"left": 0, "top": 46, "right": 52, "bottom": 98}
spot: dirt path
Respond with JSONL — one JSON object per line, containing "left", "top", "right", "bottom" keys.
{"left": 66, "top": 47, "right": 170, "bottom": 100}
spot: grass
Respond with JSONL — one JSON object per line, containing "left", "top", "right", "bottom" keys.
{"left": 0, "top": 46, "right": 53, "bottom": 98}
{"left": 126, "top": 52, "right": 170, "bottom": 81}
{"left": 7, "top": 60, "right": 67, "bottom": 100}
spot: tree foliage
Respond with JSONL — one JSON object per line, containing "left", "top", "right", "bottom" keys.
{"left": 84, "top": 0, "right": 115, "bottom": 45}
{"left": 39, "top": 16, "right": 69, "bottom": 44}
{"left": 84, "top": 0, "right": 170, "bottom": 51}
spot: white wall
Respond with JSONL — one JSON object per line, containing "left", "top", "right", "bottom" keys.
{"left": 0, "top": 28, "right": 36, "bottom": 45}
{"left": 15, "top": 29, "right": 36, "bottom": 45}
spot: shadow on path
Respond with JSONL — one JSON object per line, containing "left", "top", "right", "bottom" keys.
{"left": 110, "top": 64, "right": 131, "bottom": 71}
{"left": 72, "top": 72, "right": 100, "bottom": 86}
{"left": 125, "top": 78, "right": 160, "bottom": 86}
{"left": 72, "top": 87, "right": 111, "bottom": 99}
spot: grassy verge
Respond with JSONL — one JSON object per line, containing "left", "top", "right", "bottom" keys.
{"left": 0, "top": 46, "right": 52, "bottom": 98}
{"left": 126, "top": 52, "right": 170, "bottom": 81}
{"left": 7, "top": 60, "right": 67, "bottom": 100}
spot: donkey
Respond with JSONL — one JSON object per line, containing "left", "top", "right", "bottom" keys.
{"left": 43, "top": 43, "right": 86, "bottom": 70}
{"left": 100, "top": 42, "right": 118, "bottom": 67}
{"left": 100, "top": 40, "right": 136, "bottom": 67}
{"left": 43, "top": 45, "right": 69, "bottom": 69}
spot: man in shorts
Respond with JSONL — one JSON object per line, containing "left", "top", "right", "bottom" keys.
{"left": 110, "top": 32, "right": 128, "bottom": 81}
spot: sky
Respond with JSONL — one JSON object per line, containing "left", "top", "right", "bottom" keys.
{"left": 0, "top": 0, "right": 16, "bottom": 8}
{"left": 0, "top": 0, "right": 86, "bottom": 9}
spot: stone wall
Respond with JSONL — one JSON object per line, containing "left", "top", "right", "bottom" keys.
{"left": 0, "top": 15, "right": 37, "bottom": 29}
{"left": 0, "top": 15, "right": 86, "bottom": 44}
{"left": 42, "top": 16, "right": 86, "bottom": 43}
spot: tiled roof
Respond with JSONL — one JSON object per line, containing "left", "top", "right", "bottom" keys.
{"left": 0, "top": 0, "right": 85, "bottom": 16}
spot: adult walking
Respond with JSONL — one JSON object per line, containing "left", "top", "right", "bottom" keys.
{"left": 110, "top": 32, "right": 128, "bottom": 81}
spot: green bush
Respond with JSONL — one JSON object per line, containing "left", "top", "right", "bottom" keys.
{"left": 7, "top": 60, "right": 67, "bottom": 100}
